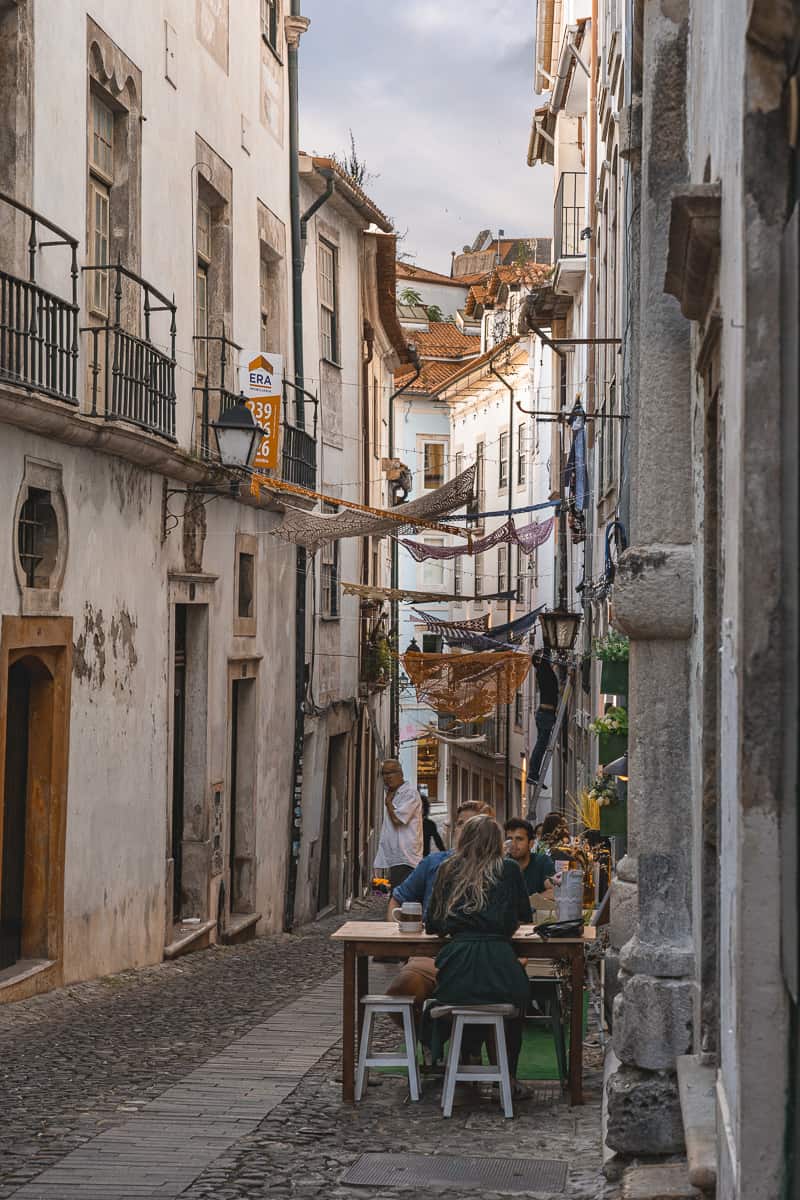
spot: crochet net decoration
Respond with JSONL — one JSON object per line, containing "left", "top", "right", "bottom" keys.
{"left": 402, "top": 650, "right": 533, "bottom": 721}
{"left": 272, "top": 464, "right": 477, "bottom": 551}
{"left": 400, "top": 516, "right": 554, "bottom": 562}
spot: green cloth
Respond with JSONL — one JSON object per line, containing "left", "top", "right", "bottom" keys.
{"left": 519, "top": 851, "right": 555, "bottom": 894}
{"left": 425, "top": 859, "right": 532, "bottom": 1010}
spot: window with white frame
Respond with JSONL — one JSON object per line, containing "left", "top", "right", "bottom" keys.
{"left": 321, "top": 537, "right": 340, "bottom": 617}
{"left": 453, "top": 555, "right": 463, "bottom": 596}
{"left": 88, "top": 94, "right": 114, "bottom": 315}
{"left": 423, "top": 441, "right": 446, "bottom": 490}
{"left": 195, "top": 200, "right": 212, "bottom": 380}
{"left": 517, "top": 422, "right": 527, "bottom": 484}
{"left": 498, "top": 431, "right": 509, "bottom": 488}
{"left": 516, "top": 544, "right": 527, "bottom": 605}
{"left": 497, "top": 544, "right": 508, "bottom": 593}
{"left": 259, "top": 255, "right": 271, "bottom": 350}
{"left": 319, "top": 239, "right": 339, "bottom": 363}
{"left": 454, "top": 450, "right": 463, "bottom": 478}
{"left": 260, "top": 0, "right": 280, "bottom": 51}
{"left": 421, "top": 540, "right": 445, "bottom": 591}
{"left": 514, "top": 688, "right": 524, "bottom": 728}
{"left": 475, "top": 552, "right": 484, "bottom": 598}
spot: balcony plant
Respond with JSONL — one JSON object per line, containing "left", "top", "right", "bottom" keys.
{"left": 593, "top": 630, "right": 629, "bottom": 694}
{"left": 590, "top": 705, "right": 628, "bottom": 765}
{"left": 363, "top": 634, "right": 392, "bottom": 688}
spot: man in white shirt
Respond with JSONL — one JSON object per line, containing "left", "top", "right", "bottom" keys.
{"left": 373, "top": 759, "right": 423, "bottom": 889}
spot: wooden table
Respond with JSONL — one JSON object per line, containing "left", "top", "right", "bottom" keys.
{"left": 331, "top": 921, "right": 595, "bottom": 1106}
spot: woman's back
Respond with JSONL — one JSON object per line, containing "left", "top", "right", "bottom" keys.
{"left": 427, "top": 858, "right": 531, "bottom": 939}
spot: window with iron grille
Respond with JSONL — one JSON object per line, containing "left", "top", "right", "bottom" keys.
{"left": 319, "top": 239, "right": 339, "bottom": 363}
{"left": 321, "top": 537, "right": 340, "bottom": 617}
{"left": 499, "top": 431, "right": 509, "bottom": 488}
{"left": 17, "top": 488, "right": 58, "bottom": 589}
{"left": 261, "top": 0, "right": 280, "bottom": 50}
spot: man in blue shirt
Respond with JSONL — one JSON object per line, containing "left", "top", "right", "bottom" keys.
{"left": 385, "top": 801, "right": 489, "bottom": 1018}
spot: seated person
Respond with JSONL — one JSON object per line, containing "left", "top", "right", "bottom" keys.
{"left": 424, "top": 815, "right": 532, "bottom": 1094}
{"left": 504, "top": 817, "right": 556, "bottom": 897}
{"left": 385, "top": 801, "right": 489, "bottom": 1019}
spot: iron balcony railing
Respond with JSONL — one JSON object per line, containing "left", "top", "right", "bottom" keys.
{"left": 195, "top": 335, "right": 317, "bottom": 489}
{"left": 82, "top": 261, "right": 177, "bottom": 440}
{"left": 282, "top": 422, "right": 316, "bottom": 489}
{"left": 554, "top": 171, "right": 586, "bottom": 260}
{"left": 0, "top": 190, "right": 79, "bottom": 403}
{"left": 194, "top": 330, "right": 242, "bottom": 459}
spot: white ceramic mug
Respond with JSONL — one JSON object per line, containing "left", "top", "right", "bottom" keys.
{"left": 392, "top": 901, "right": 423, "bottom": 934}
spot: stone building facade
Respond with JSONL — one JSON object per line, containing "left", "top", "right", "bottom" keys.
{"left": 0, "top": 1, "right": 404, "bottom": 1000}
{"left": 530, "top": 0, "right": 799, "bottom": 1193}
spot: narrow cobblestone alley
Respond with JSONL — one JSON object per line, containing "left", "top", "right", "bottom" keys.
{"left": 0, "top": 903, "right": 614, "bottom": 1200}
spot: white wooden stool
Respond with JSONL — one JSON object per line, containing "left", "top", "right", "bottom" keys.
{"left": 355, "top": 994, "right": 420, "bottom": 1102}
{"left": 431, "top": 1003, "right": 517, "bottom": 1119}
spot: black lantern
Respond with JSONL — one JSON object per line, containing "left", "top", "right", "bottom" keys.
{"left": 211, "top": 394, "right": 264, "bottom": 471}
{"left": 539, "top": 608, "right": 582, "bottom": 653}
{"left": 406, "top": 636, "right": 421, "bottom": 654}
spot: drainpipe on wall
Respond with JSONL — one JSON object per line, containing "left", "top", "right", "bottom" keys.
{"left": 489, "top": 349, "right": 515, "bottom": 820}
{"left": 284, "top": 2, "right": 310, "bottom": 933}
{"left": 388, "top": 351, "right": 422, "bottom": 756}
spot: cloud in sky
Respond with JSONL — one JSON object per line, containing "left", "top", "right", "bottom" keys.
{"left": 299, "top": 0, "right": 553, "bottom": 273}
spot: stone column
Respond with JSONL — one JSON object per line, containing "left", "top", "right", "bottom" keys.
{"left": 605, "top": 0, "right": 695, "bottom": 1156}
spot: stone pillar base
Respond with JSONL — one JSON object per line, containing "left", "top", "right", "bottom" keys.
{"left": 606, "top": 1063, "right": 685, "bottom": 1155}
{"left": 613, "top": 974, "right": 695, "bottom": 1069}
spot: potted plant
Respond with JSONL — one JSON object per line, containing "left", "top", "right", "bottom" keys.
{"left": 363, "top": 634, "right": 392, "bottom": 688}
{"left": 588, "top": 771, "right": 627, "bottom": 838}
{"left": 593, "top": 630, "right": 629, "bottom": 695}
{"left": 589, "top": 705, "right": 628, "bottom": 765}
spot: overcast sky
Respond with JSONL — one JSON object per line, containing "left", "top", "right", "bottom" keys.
{"left": 299, "top": 0, "right": 553, "bottom": 274}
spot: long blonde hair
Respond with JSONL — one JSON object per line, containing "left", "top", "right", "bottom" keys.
{"left": 429, "top": 815, "right": 504, "bottom": 920}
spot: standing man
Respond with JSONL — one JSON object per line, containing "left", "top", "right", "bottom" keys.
{"left": 504, "top": 817, "right": 556, "bottom": 896}
{"left": 374, "top": 759, "right": 422, "bottom": 891}
{"left": 529, "top": 649, "right": 560, "bottom": 786}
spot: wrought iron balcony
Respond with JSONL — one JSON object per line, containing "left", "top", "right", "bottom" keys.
{"left": 82, "top": 261, "right": 177, "bottom": 441}
{"left": 282, "top": 422, "right": 316, "bottom": 489}
{"left": 0, "top": 190, "right": 79, "bottom": 403}
{"left": 554, "top": 172, "right": 586, "bottom": 261}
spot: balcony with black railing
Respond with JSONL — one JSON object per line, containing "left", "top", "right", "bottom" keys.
{"left": 82, "top": 261, "right": 177, "bottom": 441}
{"left": 0, "top": 191, "right": 79, "bottom": 404}
{"left": 554, "top": 171, "right": 586, "bottom": 262}
{"left": 195, "top": 334, "right": 317, "bottom": 490}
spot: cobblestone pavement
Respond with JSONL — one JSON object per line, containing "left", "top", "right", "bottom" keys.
{"left": 0, "top": 900, "right": 617, "bottom": 1198}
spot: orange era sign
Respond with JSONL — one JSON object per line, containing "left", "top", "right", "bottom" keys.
{"left": 239, "top": 353, "right": 283, "bottom": 472}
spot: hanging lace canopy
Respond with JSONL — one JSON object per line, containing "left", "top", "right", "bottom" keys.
{"left": 410, "top": 610, "right": 492, "bottom": 635}
{"left": 403, "top": 649, "right": 533, "bottom": 721}
{"left": 400, "top": 515, "right": 554, "bottom": 561}
{"left": 270, "top": 464, "right": 477, "bottom": 551}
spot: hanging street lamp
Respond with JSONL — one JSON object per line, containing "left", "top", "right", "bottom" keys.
{"left": 211, "top": 394, "right": 265, "bottom": 472}
{"left": 539, "top": 608, "right": 582, "bottom": 654}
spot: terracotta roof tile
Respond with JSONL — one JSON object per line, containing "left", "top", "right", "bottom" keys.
{"left": 394, "top": 358, "right": 475, "bottom": 394}
{"left": 411, "top": 322, "right": 480, "bottom": 358}
{"left": 308, "top": 156, "right": 392, "bottom": 232}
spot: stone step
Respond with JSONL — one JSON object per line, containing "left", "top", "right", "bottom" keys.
{"left": 677, "top": 1053, "right": 717, "bottom": 1191}
{"left": 621, "top": 1161, "right": 703, "bottom": 1199}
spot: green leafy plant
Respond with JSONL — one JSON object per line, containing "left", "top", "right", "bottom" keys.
{"left": 364, "top": 636, "right": 392, "bottom": 685}
{"left": 589, "top": 706, "right": 629, "bottom": 737}
{"left": 399, "top": 286, "right": 423, "bottom": 306}
{"left": 593, "top": 630, "right": 630, "bottom": 662}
